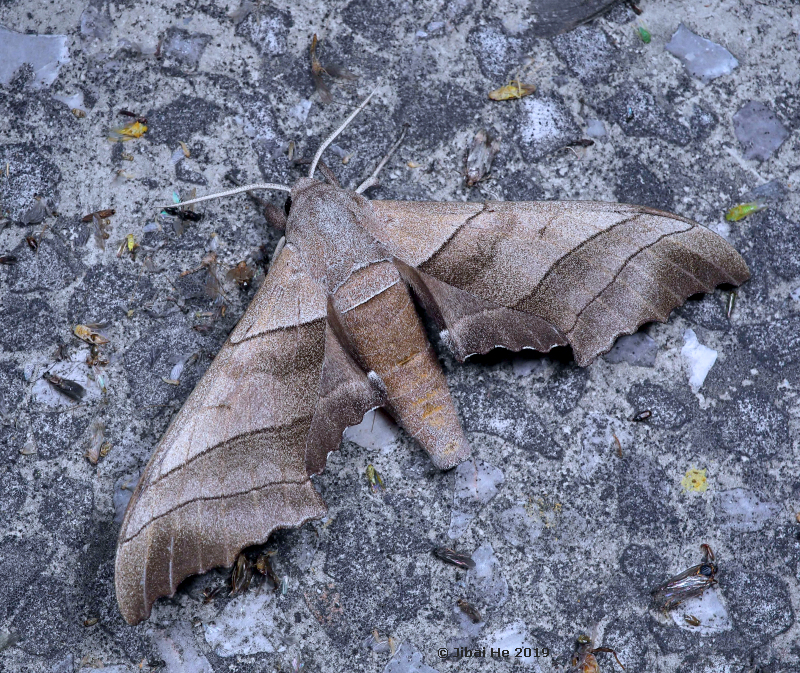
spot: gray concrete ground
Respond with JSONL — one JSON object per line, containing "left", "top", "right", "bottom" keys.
{"left": 1, "top": 0, "right": 799, "bottom": 671}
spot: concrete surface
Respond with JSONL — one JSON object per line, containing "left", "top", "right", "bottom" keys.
{"left": 1, "top": 0, "right": 799, "bottom": 671}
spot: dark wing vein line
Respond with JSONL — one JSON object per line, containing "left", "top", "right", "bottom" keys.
{"left": 565, "top": 228, "right": 693, "bottom": 333}
{"left": 121, "top": 478, "right": 312, "bottom": 544}
{"left": 146, "top": 417, "right": 311, "bottom": 486}
{"left": 512, "top": 214, "right": 651, "bottom": 298}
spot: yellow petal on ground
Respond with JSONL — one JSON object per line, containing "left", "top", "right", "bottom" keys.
{"left": 681, "top": 467, "right": 708, "bottom": 492}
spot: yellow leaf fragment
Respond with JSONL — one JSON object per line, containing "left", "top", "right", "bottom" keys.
{"left": 107, "top": 121, "right": 148, "bottom": 142}
{"left": 681, "top": 467, "right": 708, "bottom": 492}
{"left": 488, "top": 81, "right": 536, "bottom": 101}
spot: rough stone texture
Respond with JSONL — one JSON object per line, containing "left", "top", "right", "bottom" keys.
{"left": 1, "top": 0, "right": 799, "bottom": 672}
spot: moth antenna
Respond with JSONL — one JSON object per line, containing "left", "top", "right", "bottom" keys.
{"left": 309, "top": 89, "right": 376, "bottom": 179}
{"left": 157, "top": 183, "right": 291, "bottom": 210}
{"left": 355, "top": 123, "right": 409, "bottom": 194}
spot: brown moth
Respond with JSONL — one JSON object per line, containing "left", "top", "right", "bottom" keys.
{"left": 115, "top": 94, "right": 749, "bottom": 625}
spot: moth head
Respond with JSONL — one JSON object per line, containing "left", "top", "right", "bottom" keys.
{"left": 699, "top": 562, "right": 717, "bottom": 577}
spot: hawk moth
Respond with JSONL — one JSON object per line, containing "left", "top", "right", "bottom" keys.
{"left": 115, "top": 96, "right": 749, "bottom": 625}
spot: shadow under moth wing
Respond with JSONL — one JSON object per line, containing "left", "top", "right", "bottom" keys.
{"left": 116, "top": 184, "right": 749, "bottom": 626}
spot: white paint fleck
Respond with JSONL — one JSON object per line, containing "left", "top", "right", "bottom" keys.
{"left": 203, "top": 591, "right": 277, "bottom": 657}
{"left": 484, "top": 622, "right": 544, "bottom": 669}
{"left": 449, "top": 459, "right": 504, "bottom": 538}
{"left": 0, "top": 26, "right": 70, "bottom": 88}
{"left": 343, "top": 409, "right": 400, "bottom": 450}
{"left": 665, "top": 24, "right": 738, "bottom": 82}
{"left": 672, "top": 588, "right": 732, "bottom": 635}
{"left": 383, "top": 643, "right": 440, "bottom": 673}
{"left": 52, "top": 92, "right": 87, "bottom": 114}
{"left": 682, "top": 328, "right": 717, "bottom": 392}
{"left": 715, "top": 488, "right": 781, "bottom": 532}
{"left": 150, "top": 621, "right": 212, "bottom": 673}
{"left": 585, "top": 118, "right": 606, "bottom": 138}
{"left": 469, "top": 543, "right": 509, "bottom": 606}
{"left": 289, "top": 99, "right": 312, "bottom": 123}
{"left": 498, "top": 506, "right": 543, "bottom": 547}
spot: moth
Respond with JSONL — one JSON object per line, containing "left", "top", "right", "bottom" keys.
{"left": 115, "top": 94, "right": 749, "bottom": 625}
{"left": 651, "top": 543, "right": 719, "bottom": 611}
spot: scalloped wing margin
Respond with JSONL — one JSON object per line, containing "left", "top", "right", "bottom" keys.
{"left": 368, "top": 200, "right": 749, "bottom": 366}
{"left": 115, "top": 244, "right": 380, "bottom": 625}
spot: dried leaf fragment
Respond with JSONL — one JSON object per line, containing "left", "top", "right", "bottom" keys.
{"left": 488, "top": 81, "right": 536, "bottom": 101}
{"left": 85, "top": 421, "right": 106, "bottom": 465}
{"left": 107, "top": 121, "right": 148, "bottom": 142}
{"left": 229, "top": 553, "right": 253, "bottom": 595}
{"left": 81, "top": 209, "right": 115, "bottom": 222}
{"left": 254, "top": 552, "right": 280, "bottom": 590}
{"left": 74, "top": 324, "right": 109, "bottom": 345}
{"left": 465, "top": 129, "right": 500, "bottom": 186}
{"left": 92, "top": 214, "right": 111, "bottom": 250}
